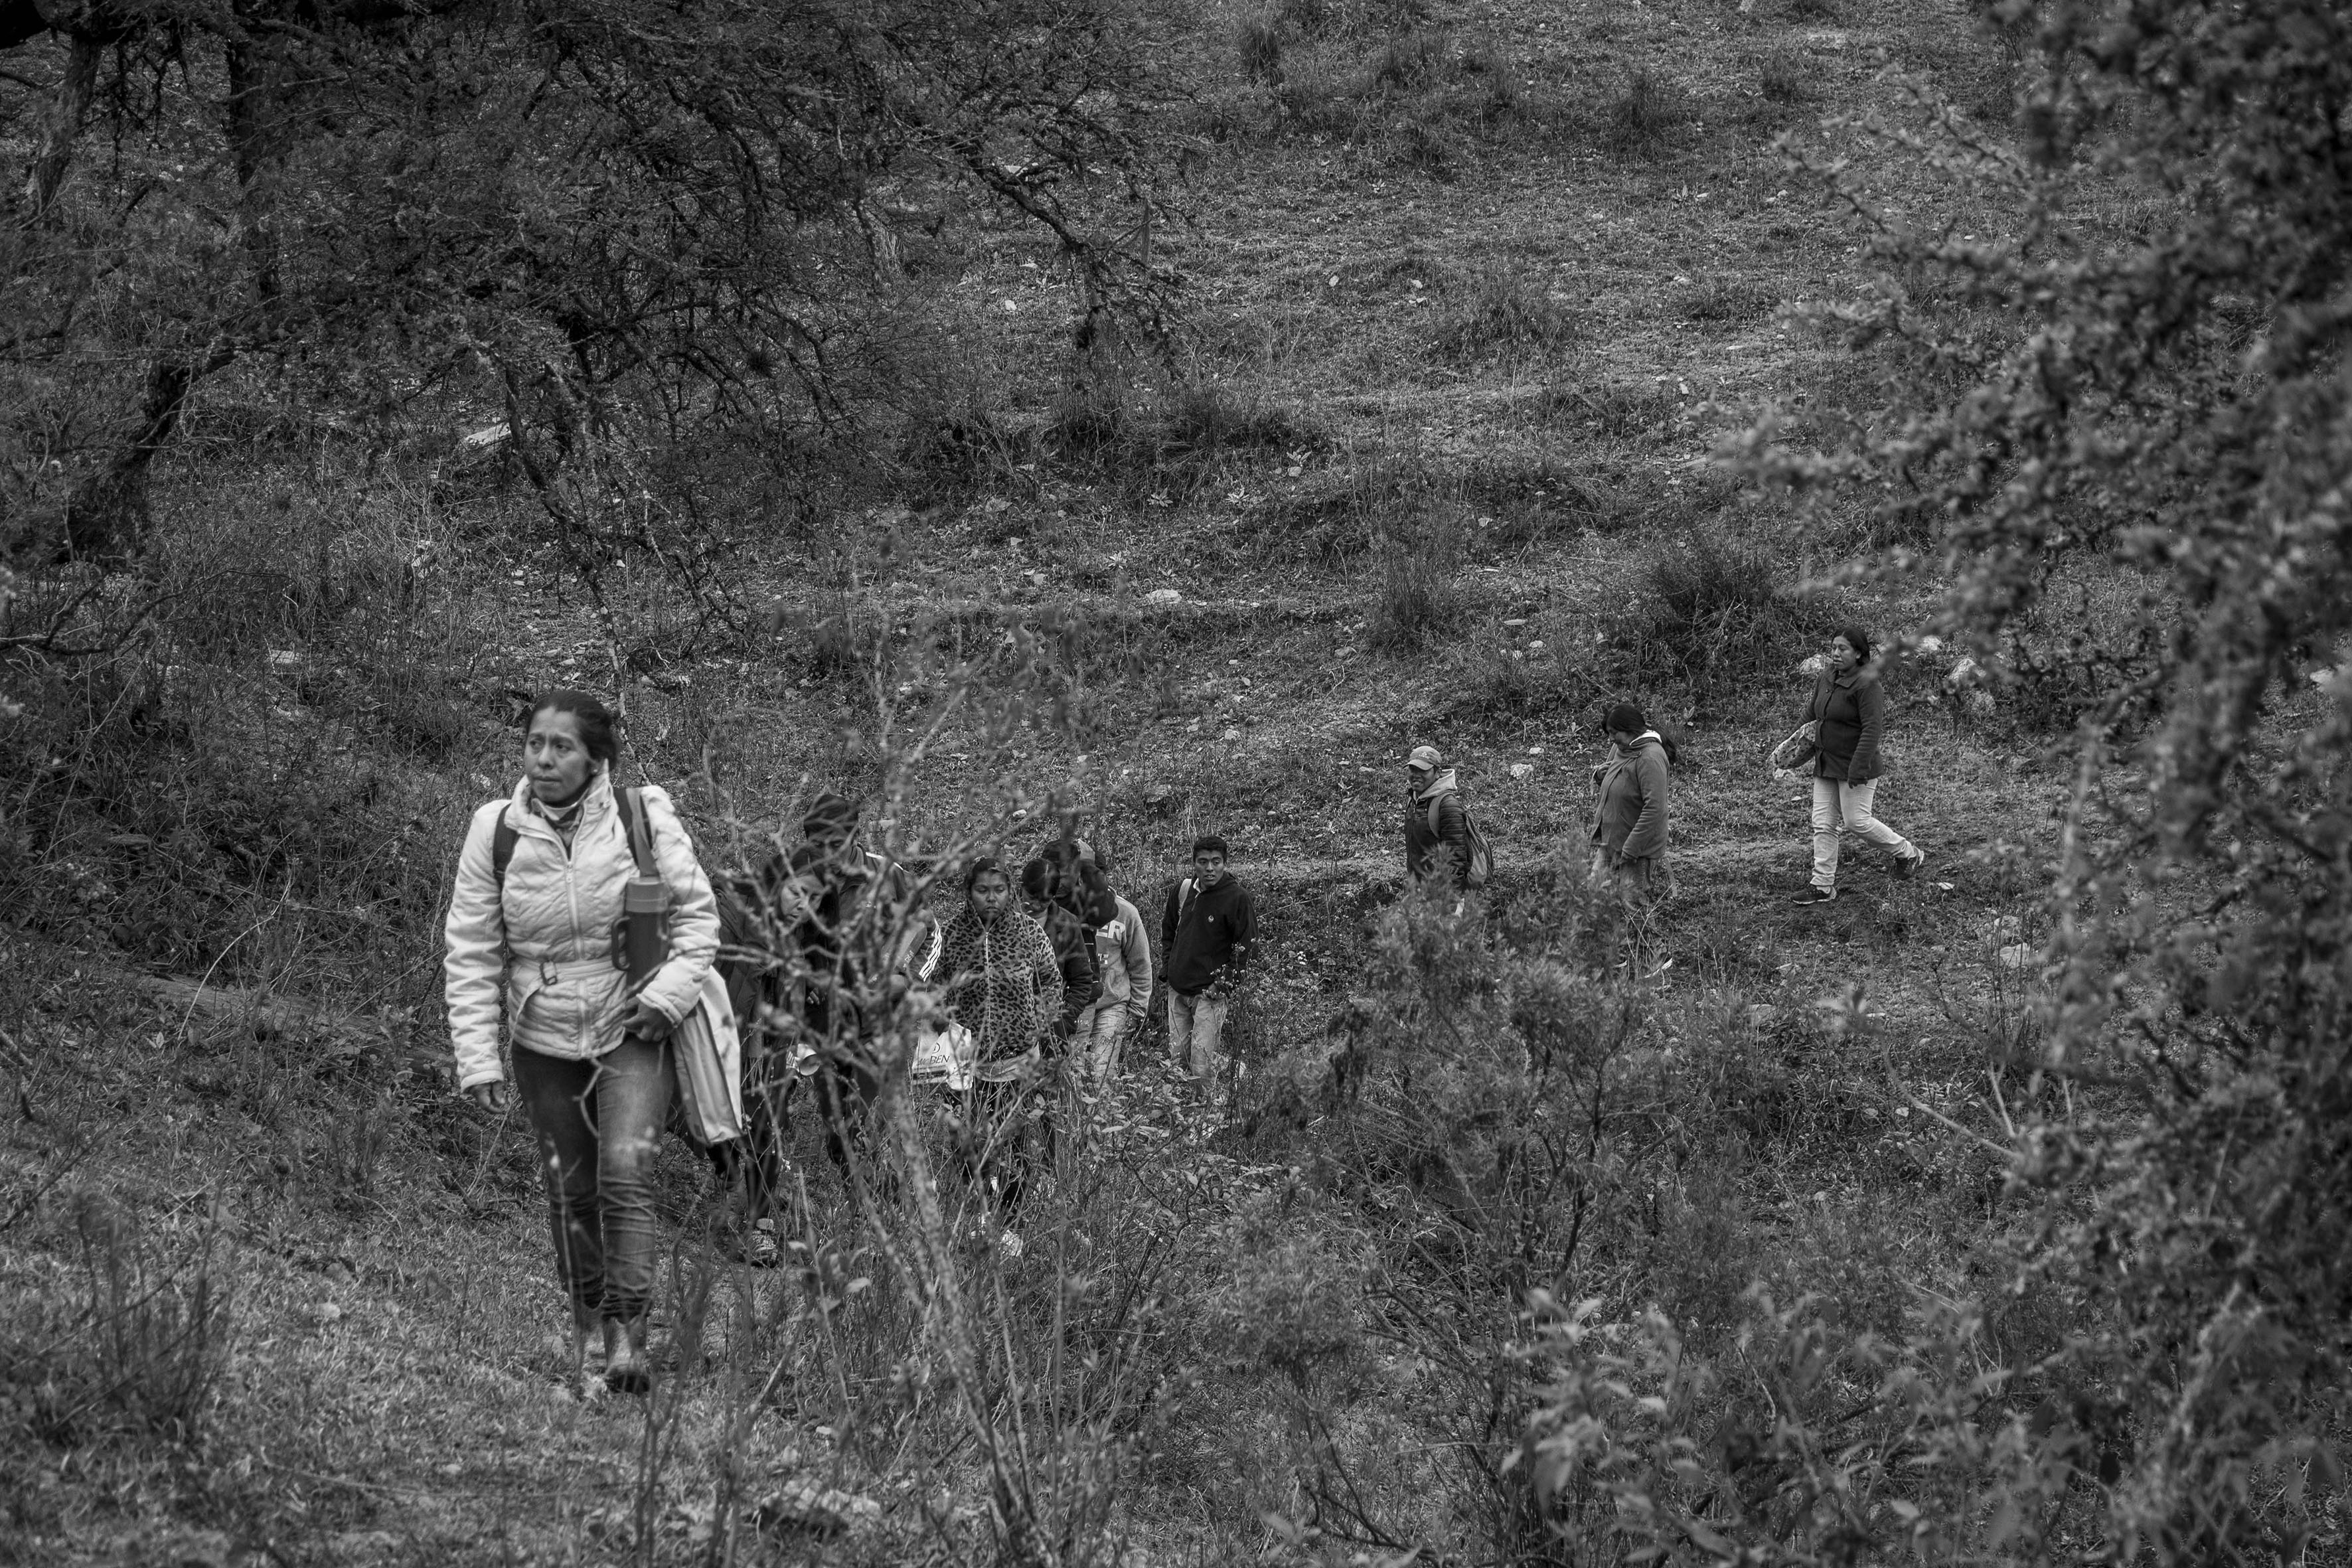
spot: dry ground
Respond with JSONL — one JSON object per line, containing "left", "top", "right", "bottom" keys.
{"left": 0, "top": 0, "right": 2082, "bottom": 1561}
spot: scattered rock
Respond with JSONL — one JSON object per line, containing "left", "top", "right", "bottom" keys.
{"left": 756, "top": 1484, "right": 881, "bottom": 1537}
{"left": 1796, "top": 652, "right": 1830, "bottom": 676}
{"left": 1997, "top": 944, "right": 2031, "bottom": 969}
{"left": 1508, "top": 763, "right": 1534, "bottom": 781}
{"left": 1142, "top": 588, "right": 1182, "bottom": 606}
{"left": 1502, "top": 618, "right": 1528, "bottom": 628}
{"left": 1221, "top": 727, "right": 1242, "bottom": 744}
{"left": 1143, "top": 785, "right": 1172, "bottom": 806}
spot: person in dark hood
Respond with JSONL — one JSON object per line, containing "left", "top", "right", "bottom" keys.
{"left": 1589, "top": 702, "right": 1672, "bottom": 903}
{"left": 1403, "top": 744, "right": 1471, "bottom": 890}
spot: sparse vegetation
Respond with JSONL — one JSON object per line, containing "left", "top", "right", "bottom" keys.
{"left": 1622, "top": 526, "right": 1830, "bottom": 696}
{"left": 5, "top": 0, "right": 2349, "bottom": 1561}
{"left": 1367, "top": 525, "right": 1469, "bottom": 651}
{"left": 1429, "top": 268, "right": 1579, "bottom": 362}
{"left": 1600, "top": 66, "right": 1686, "bottom": 157}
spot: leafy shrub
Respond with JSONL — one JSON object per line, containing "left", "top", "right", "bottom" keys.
{"left": 1370, "top": 28, "right": 1447, "bottom": 92}
{"left": 1619, "top": 527, "right": 1827, "bottom": 693}
{"left": 1246, "top": 456, "right": 1439, "bottom": 564}
{"left": 1429, "top": 268, "right": 1578, "bottom": 363}
{"left": 1531, "top": 380, "right": 1683, "bottom": 439}
{"left": 1757, "top": 50, "right": 1816, "bottom": 106}
{"left": 903, "top": 403, "right": 1026, "bottom": 496}
{"left": 1366, "top": 537, "right": 1467, "bottom": 652}
{"left": 1679, "top": 272, "right": 1778, "bottom": 323}
{"left": 1238, "top": 16, "right": 1284, "bottom": 82}
{"left": 1733, "top": 7, "right": 2352, "bottom": 1558}
{"left": 5, "top": 1197, "right": 236, "bottom": 1448}
{"left": 1600, "top": 66, "right": 1686, "bottom": 157}
{"left": 1051, "top": 376, "right": 1320, "bottom": 499}
{"left": 1440, "top": 632, "right": 1614, "bottom": 730}
{"left": 1392, "top": 114, "right": 1464, "bottom": 179}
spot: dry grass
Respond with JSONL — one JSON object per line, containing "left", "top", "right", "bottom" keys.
{"left": 0, "top": 0, "right": 2086, "bottom": 1559}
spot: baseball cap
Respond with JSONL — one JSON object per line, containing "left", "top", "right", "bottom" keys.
{"left": 1407, "top": 745, "right": 1443, "bottom": 771}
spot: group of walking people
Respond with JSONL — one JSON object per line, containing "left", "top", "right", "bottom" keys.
{"left": 443, "top": 624, "right": 1926, "bottom": 1391}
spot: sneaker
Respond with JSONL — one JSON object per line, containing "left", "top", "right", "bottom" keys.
{"left": 1793, "top": 886, "right": 1837, "bottom": 904}
{"left": 1895, "top": 848, "right": 1927, "bottom": 878}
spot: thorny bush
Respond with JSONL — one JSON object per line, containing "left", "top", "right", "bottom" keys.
{"left": 1726, "top": 1, "right": 2352, "bottom": 1559}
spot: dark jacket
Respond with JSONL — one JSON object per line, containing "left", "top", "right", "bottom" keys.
{"left": 1806, "top": 668, "right": 1887, "bottom": 783}
{"left": 1590, "top": 734, "right": 1670, "bottom": 862}
{"left": 1036, "top": 899, "right": 1102, "bottom": 1030}
{"left": 1405, "top": 769, "right": 1470, "bottom": 889}
{"left": 1159, "top": 875, "right": 1255, "bottom": 996}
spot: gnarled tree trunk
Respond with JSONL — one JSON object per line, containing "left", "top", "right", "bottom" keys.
{"left": 60, "top": 339, "right": 235, "bottom": 563}
{"left": 20, "top": 31, "right": 100, "bottom": 223}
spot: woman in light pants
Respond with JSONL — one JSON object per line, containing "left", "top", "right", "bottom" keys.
{"left": 1794, "top": 627, "right": 1926, "bottom": 903}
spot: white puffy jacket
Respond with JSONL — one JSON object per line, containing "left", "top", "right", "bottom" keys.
{"left": 443, "top": 775, "right": 720, "bottom": 1091}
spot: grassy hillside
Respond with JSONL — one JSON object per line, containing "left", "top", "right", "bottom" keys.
{"left": 1, "top": 0, "right": 2198, "bottom": 1563}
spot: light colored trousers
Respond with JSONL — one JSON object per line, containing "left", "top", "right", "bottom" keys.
{"left": 1812, "top": 776, "right": 1915, "bottom": 890}
{"left": 1166, "top": 990, "right": 1231, "bottom": 1077}
{"left": 1075, "top": 1000, "right": 1144, "bottom": 1079}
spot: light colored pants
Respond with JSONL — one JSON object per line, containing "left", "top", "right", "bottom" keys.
{"left": 1075, "top": 1001, "right": 1144, "bottom": 1079}
{"left": 1811, "top": 775, "right": 1915, "bottom": 890}
{"left": 1166, "top": 990, "right": 1231, "bottom": 1077}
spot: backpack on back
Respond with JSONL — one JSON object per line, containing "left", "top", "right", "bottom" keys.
{"left": 1425, "top": 792, "right": 1494, "bottom": 890}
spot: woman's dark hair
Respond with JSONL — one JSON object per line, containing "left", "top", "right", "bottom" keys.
{"left": 963, "top": 856, "right": 1009, "bottom": 894}
{"left": 1605, "top": 701, "right": 1646, "bottom": 736}
{"left": 1834, "top": 626, "right": 1873, "bottom": 666}
{"left": 524, "top": 690, "right": 620, "bottom": 768}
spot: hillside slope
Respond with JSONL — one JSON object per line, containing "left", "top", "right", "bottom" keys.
{"left": 0, "top": 0, "right": 2088, "bottom": 1563}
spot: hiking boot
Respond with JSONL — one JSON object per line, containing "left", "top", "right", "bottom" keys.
{"left": 1895, "top": 847, "right": 1928, "bottom": 878}
{"left": 1793, "top": 886, "right": 1837, "bottom": 904}
{"left": 603, "top": 1320, "right": 652, "bottom": 1395}
{"left": 726, "top": 1218, "right": 779, "bottom": 1269}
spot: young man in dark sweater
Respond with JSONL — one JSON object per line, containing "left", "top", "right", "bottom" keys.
{"left": 1158, "top": 834, "right": 1255, "bottom": 1079}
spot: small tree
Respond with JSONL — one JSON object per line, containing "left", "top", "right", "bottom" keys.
{"left": 1, "top": 0, "right": 1179, "bottom": 572}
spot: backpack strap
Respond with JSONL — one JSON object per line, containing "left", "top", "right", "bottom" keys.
{"left": 615, "top": 785, "right": 657, "bottom": 878}
{"left": 1176, "top": 877, "right": 1197, "bottom": 925}
{"left": 491, "top": 808, "right": 519, "bottom": 885}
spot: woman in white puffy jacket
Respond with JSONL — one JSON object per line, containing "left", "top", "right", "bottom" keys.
{"left": 443, "top": 690, "right": 719, "bottom": 1393}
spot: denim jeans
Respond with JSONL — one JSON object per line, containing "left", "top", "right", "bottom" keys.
{"left": 1075, "top": 1001, "right": 1143, "bottom": 1079}
{"left": 1810, "top": 776, "right": 1915, "bottom": 890}
{"left": 1166, "top": 990, "right": 1230, "bottom": 1077}
{"left": 511, "top": 1034, "right": 672, "bottom": 1328}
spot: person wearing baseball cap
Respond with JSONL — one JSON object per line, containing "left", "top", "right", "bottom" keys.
{"left": 1404, "top": 745, "right": 1471, "bottom": 890}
